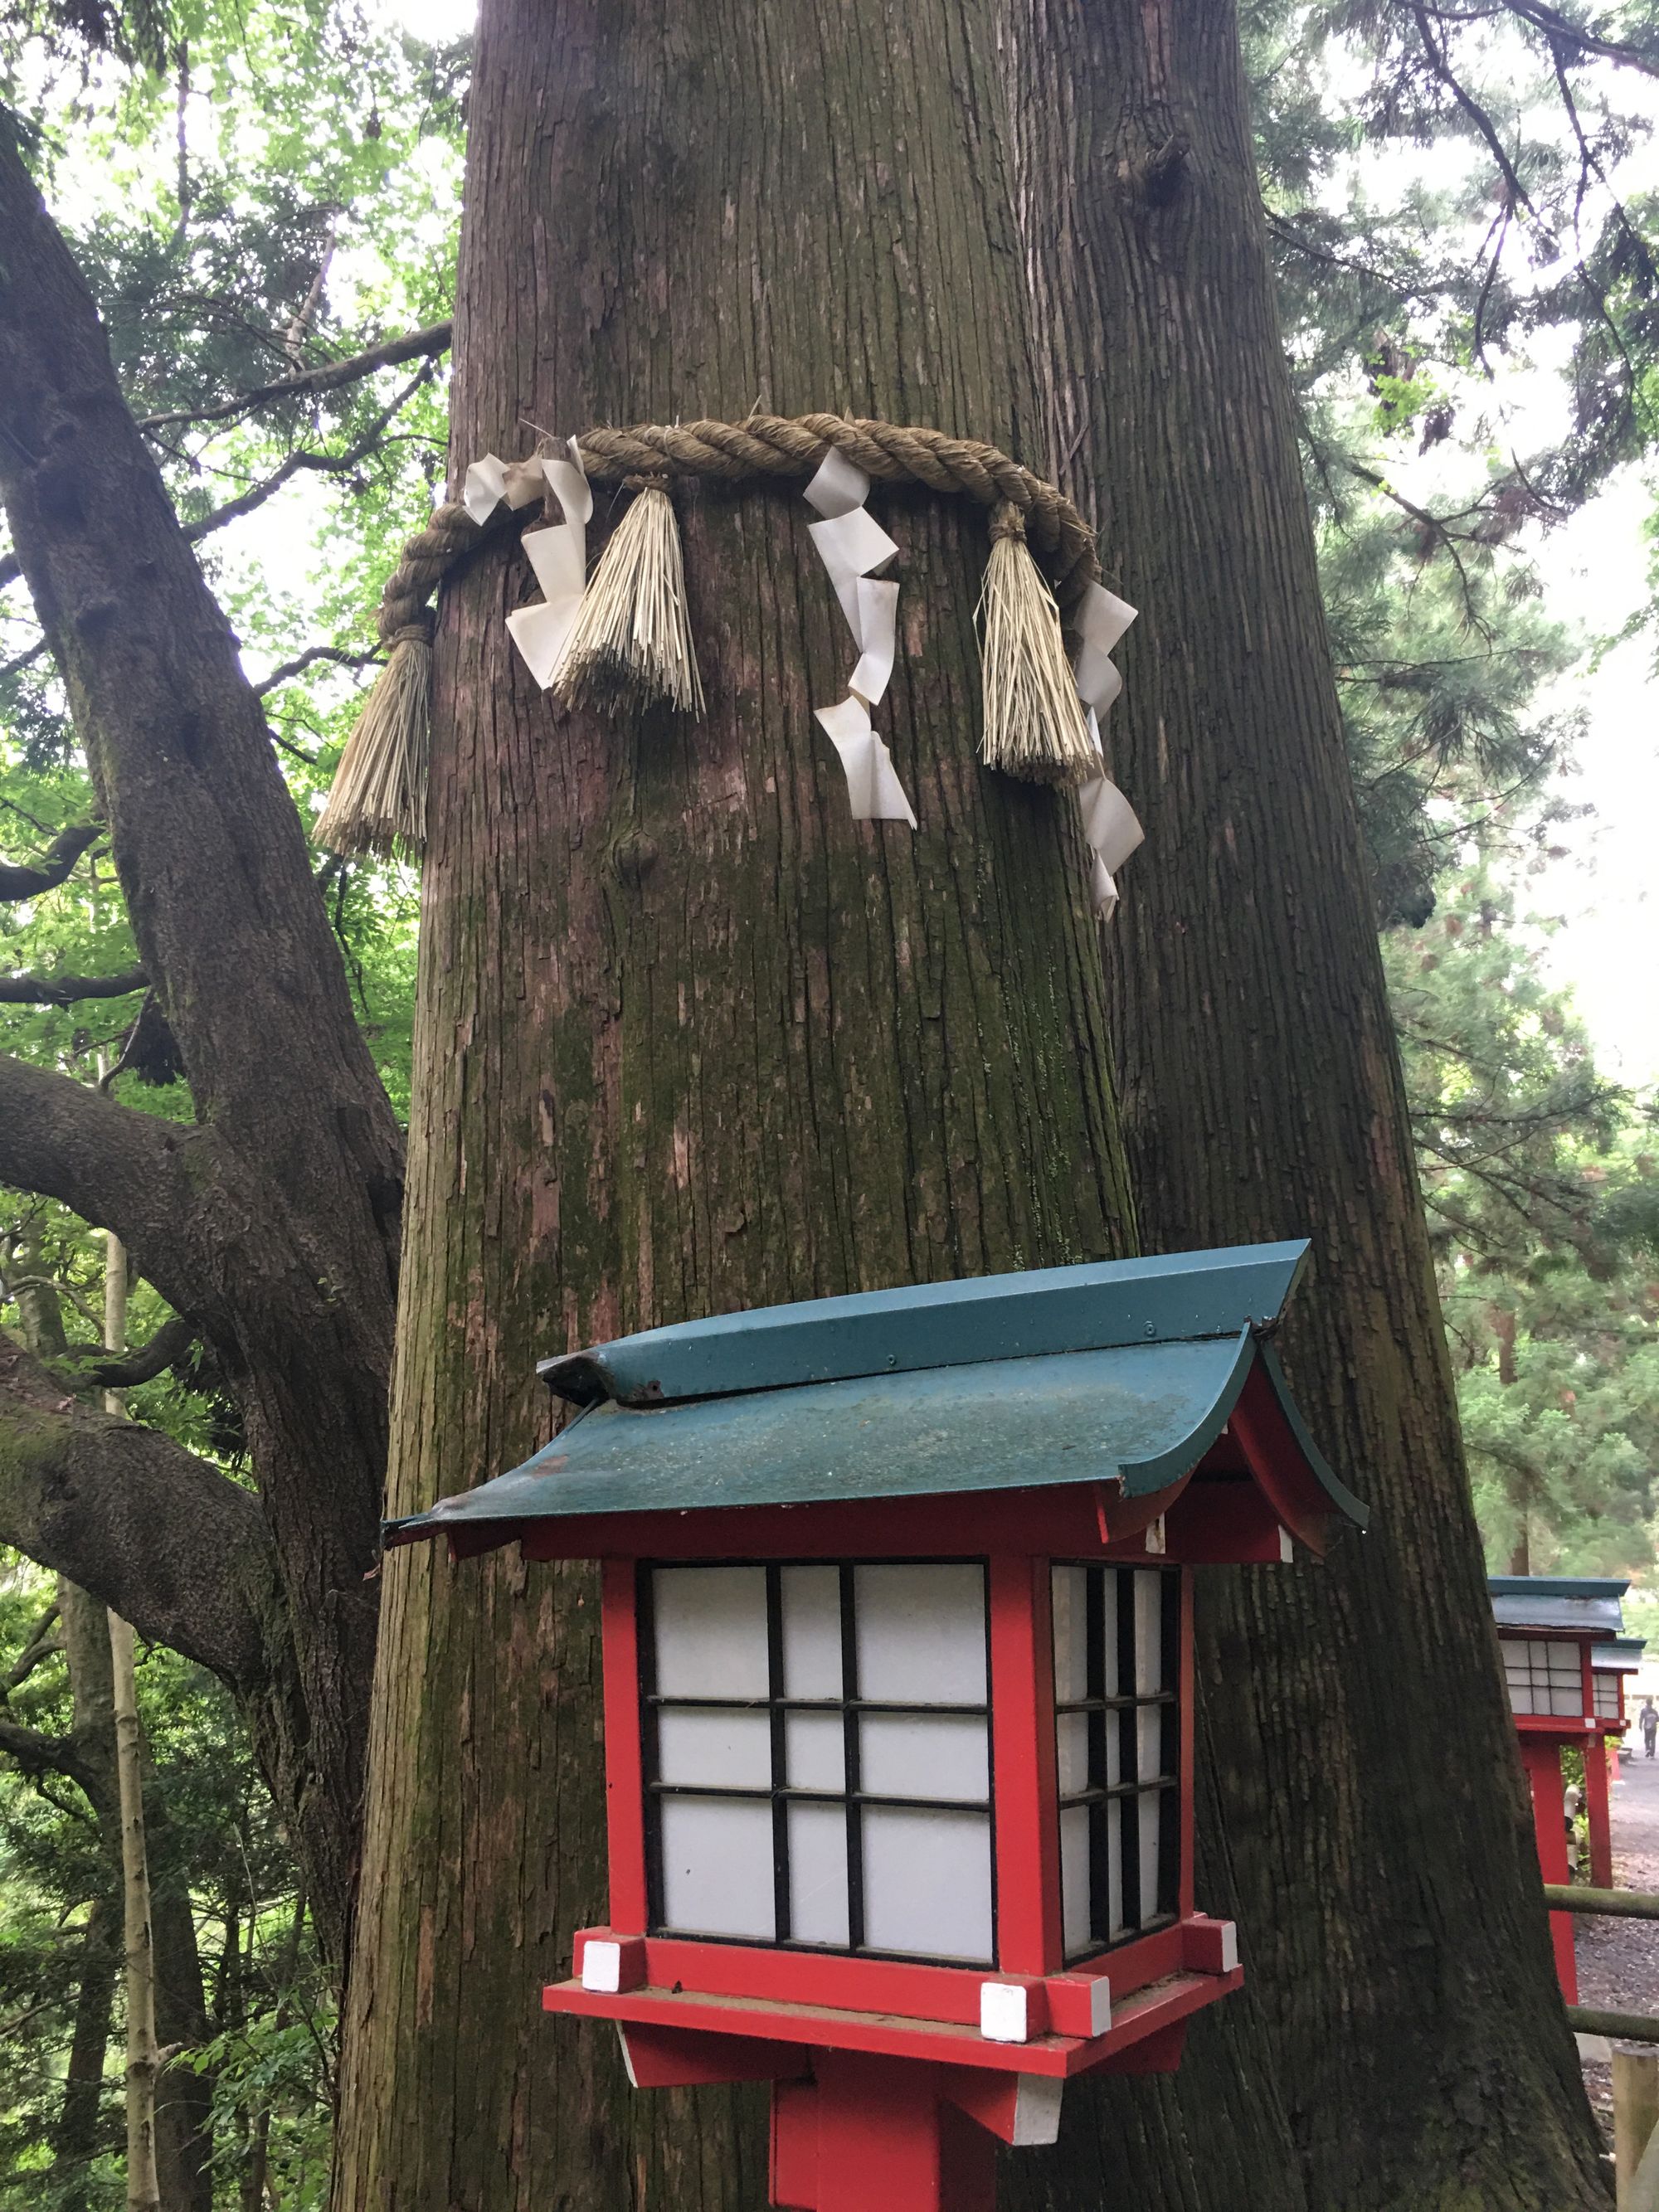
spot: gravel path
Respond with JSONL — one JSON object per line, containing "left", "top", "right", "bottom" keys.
{"left": 1577, "top": 1746, "right": 1659, "bottom": 2147}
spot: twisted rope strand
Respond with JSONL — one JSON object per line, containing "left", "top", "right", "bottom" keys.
{"left": 374, "top": 414, "right": 1102, "bottom": 644}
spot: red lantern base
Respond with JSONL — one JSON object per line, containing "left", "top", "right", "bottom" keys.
{"left": 552, "top": 1939, "right": 1241, "bottom": 2212}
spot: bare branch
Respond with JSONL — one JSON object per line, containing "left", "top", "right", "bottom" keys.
{"left": 0, "top": 637, "right": 48, "bottom": 683}
{"left": 0, "top": 963, "right": 146, "bottom": 1007}
{"left": 0, "top": 823, "right": 101, "bottom": 902}
{"left": 284, "top": 223, "right": 337, "bottom": 368}
{"left": 253, "top": 644, "right": 381, "bottom": 698}
{"left": 1410, "top": 3, "right": 1540, "bottom": 224}
{"left": 0, "top": 359, "right": 438, "bottom": 599}
{"left": 0, "top": 1330, "right": 275, "bottom": 1691}
{"left": 1488, "top": 0, "right": 1659, "bottom": 78}
{"left": 1341, "top": 459, "right": 1491, "bottom": 633}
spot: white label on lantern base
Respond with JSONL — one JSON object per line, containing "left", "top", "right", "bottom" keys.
{"left": 581, "top": 1940, "right": 623, "bottom": 1994}
{"left": 1086, "top": 1975, "right": 1113, "bottom": 2036}
{"left": 979, "top": 1982, "right": 1032, "bottom": 2044}
{"left": 1279, "top": 1526, "right": 1295, "bottom": 1563}
{"left": 1217, "top": 1921, "right": 1239, "bottom": 1974}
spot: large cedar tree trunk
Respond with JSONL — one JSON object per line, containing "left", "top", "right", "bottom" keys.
{"left": 335, "top": 2, "right": 1155, "bottom": 2203}
{"left": 996, "top": 2, "right": 1606, "bottom": 2205}
{"left": 338, "top": 2, "right": 1600, "bottom": 2207}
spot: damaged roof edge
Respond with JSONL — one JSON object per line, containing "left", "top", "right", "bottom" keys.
{"left": 537, "top": 1240, "right": 1313, "bottom": 1408}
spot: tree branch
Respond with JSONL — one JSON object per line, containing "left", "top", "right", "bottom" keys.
{"left": 1410, "top": 4, "right": 1540, "bottom": 224}
{"left": 0, "top": 359, "right": 439, "bottom": 597}
{"left": 0, "top": 823, "right": 101, "bottom": 902}
{"left": 0, "top": 1714, "right": 112, "bottom": 1817}
{"left": 0, "top": 1330, "right": 276, "bottom": 1691}
{"left": 0, "top": 963, "right": 147, "bottom": 1006}
{"left": 70, "top": 1311, "right": 196, "bottom": 1388}
{"left": 253, "top": 644, "right": 382, "bottom": 697}
{"left": 1488, "top": 0, "right": 1659, "bottom": 79}
{"left": 0, "top": 1051, "right": 190, "bottom": 1243}
{"left": 0, "top": 135, "right": 405, "bottom": 1344}
{"left": 166, "top": 358, "right": 438, "bottom": 546}
{"left": 134, "top": 319, "right": 452, "bottom": 434}
{"left": 3, "top": 1599, "right": 61, "bottom": 1690}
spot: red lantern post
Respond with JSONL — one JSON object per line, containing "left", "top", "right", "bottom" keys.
{"left": 1489, "top": 1579, "right": 1642, "bottom": 1997}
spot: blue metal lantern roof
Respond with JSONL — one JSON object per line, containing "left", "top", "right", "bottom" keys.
{"left": 1593, "top": 1637, "right": 1647, "bottom": 1674}
{"left": 385, "top": 1241, "right": 1365, "bottom": 1547}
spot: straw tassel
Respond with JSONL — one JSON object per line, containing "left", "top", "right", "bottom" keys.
{"left": 553, "top": 474, "right": 705, "bottom": 717}
{"left": 977, "top": 503, "right": 1097, "bottom": 786}
{"left": 314, "top": 618, "right": 431, "bottom": 859}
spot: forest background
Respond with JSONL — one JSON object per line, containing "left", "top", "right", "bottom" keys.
{"left": 1, "top": 0, "right": 1657, "bottom": 2200}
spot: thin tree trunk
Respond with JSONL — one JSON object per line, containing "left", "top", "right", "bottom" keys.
{"left": 52, "top": 1893, "right": 117, "bottom": 2208}
{"left": 99, "top": 1143, "right": 163, "bottom": 2212}
{"left": 147, "top": 1806, "right": 216, "bottom": 2212}
{"left": 109, "top": 1608, "right": 163, "bottom": 2212}
{"left": 90, "top": 1073, "right": 217, "bottom": 2210}
{"left": 336, "top": 2, "right": 1143, "bottom": 2202}
{"left": 242, "top": 1889, "right": 307, "bottom": 2212}
{"left": 14, "top": 1281, "right": 124, "bottom": 2206}
{"left": 997, "top": 1, "right": 1608, "bottom": 2204}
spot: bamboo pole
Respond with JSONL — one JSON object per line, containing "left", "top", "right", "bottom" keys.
{"left": 1544, "top": 1885, "right": 1659, "bottom": 1920}
{"left": 95, "top": 1149, "right": 161, "bottom": 2212}
{"left": 1568, "top": 2007, "right": 1659, "bottom": 2046}
{"left": 109, "top": 1610, "right": 161, "bottom": 2212}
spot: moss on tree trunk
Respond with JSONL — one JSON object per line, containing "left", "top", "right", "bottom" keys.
{"left": 337, "top": 3, "right": 1136, "bottom": 2203}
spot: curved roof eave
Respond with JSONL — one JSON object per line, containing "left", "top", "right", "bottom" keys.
{"left": 387, "top": 1327, "right": 1362, "bottom": 1548}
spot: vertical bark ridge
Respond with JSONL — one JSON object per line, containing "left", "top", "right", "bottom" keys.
{"left": 338, "top": 2, "right": 1143, "bottom": 2204}
{"left": 999, "top": 0, "right": 1608, "bottom": 2203}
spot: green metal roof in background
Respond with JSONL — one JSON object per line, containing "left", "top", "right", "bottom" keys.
{"left": 1488, "top": 1576, "right": 1632, "bottom": 1636}
{"left": 387, "top": 1242, "right": 1367, "bottom": 1545}
{"left": 1487, "top": 1577, "right": 1632, "bottom": 1601}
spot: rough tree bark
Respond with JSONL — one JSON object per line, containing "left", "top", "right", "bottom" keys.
{"left": 994, "top": 2, "right": 1606, "bottom": 2205}
{"left": 0, "top": 128, "right": 406, "bottom": 1961}
{"left": 335, "top": 2, "right": 1159, "bottom": 2204}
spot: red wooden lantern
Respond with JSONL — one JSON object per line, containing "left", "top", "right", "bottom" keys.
{"left": 388, "top": 1242, "right": 1365, "bottom": 2212}
{"left": 1489, "top": 1576, "right": 1640, "bottom": 1994}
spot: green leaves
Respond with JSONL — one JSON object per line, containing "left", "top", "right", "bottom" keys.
{"left": 1386, "top": 870, "right": 1659, "bottom": 1573}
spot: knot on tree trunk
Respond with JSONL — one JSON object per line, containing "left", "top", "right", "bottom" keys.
{"left": 1136, "top": 134, "right": 1190, "bottom": 207}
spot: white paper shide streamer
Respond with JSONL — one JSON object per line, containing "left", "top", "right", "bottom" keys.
{"left": 465, "top": 445, "right": 595, "bottom": 689}
{"left": 804, "top": 454, "right": 914, "bottom": 827}
{"left": 1072, "top": 583, "right": 1143, "bottom": 921}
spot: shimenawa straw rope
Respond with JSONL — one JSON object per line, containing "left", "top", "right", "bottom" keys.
{"left": 977, "top": 504, "right": 1099, "bottom": 787}
{"left": 555, "top": 474, "right": 705, "bottom": 716}
{"left": 318, "top": 415, "right": 1120, "bottom": 858}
